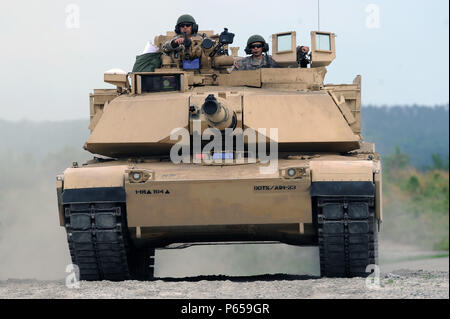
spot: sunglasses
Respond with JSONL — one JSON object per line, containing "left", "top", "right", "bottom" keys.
{"left": 179, "top": 23, "right": 192, "bottom": 28}
{"left": 250, "top": 44, "right": 263, "bottom": 49}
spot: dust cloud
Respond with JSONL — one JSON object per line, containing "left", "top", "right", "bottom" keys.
{"left": 0, "top": 147, "right": 446, "bottom": 281}
{"left": 0, "top": 170, "right": 444, "bottom": 281}
{"left": 379, "top": 198, "right": 449, "bottom": 253}
{"left": 0, "top": 148, "right": 90, "bottom": 281}
{"left": 0, "top": 180, "right": 72, "bottom": 280}
{"left": 155, "top": 244, "right": 320, "bottom": 278}
{"left": 0, "top": 148, "right": 320, "bottom": 280}
{"left": 0, "top": 172, "right": 443, "bottom": 280}
{"left": 0, "top": 176, "right": 321, "bottom": 280}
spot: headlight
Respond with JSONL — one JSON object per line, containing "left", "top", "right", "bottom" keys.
{"left": 128, "top": 170, "right": 152, "bottom": 183}
{"left": 287, "top": 168, "right": 297, "bottom": 177}
{"left": 282, "top": 167, "right": 307, "bottom": 179}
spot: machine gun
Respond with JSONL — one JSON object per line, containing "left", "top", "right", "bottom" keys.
{"left": 160, "top": 28, "right": 235, "bottom": 70}
{"left": 181, "top": 32, "right": 193, "bottom": 60}
{"left": 209, "top": 28, "right": 235, "bottom": 57}
{"left": 297, "top": 46, "right": 311, "bottom": 68}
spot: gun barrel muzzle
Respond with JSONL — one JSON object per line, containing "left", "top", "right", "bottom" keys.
{"left": 201, "top": 94, "right": 234, "bottom": 130}
{"left": 203, "top": 94, "right": 219, "bottom": 115}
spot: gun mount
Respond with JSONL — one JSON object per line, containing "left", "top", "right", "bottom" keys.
{"left": 157, "top": 28, "right": 235, "bottom": 71}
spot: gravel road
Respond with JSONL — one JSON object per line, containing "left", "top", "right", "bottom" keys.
{"left": 0, "top": 241, "right": 448, "bottom": 299}
{"left": 0, "top": 270, "right": 448, "bottom": 299}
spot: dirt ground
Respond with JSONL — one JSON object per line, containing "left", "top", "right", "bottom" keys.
{"left": 0, "top": 240, "right": 448, "bottom": 299}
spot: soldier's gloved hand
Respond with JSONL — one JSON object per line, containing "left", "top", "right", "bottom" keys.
{"left": 172, "top": 37, "right": 185, "bottom": 47}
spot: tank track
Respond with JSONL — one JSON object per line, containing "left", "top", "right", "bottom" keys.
{"left": 317, "top": 198, "right": 378, "bottom": 278}
{"left": 64, "top": 203, "right": 155, "bottom": 281}
{"left": 128, "top": 247, "right": 155, "bottom": 281}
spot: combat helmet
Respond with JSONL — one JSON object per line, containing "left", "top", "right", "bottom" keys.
{"left": 245, "top": 34, "right": 269, "bottom": 54}
{"left": 175, "top": 14, "right": 198, "bottom": 34}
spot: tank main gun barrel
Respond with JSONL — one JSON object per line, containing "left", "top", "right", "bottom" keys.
{"left": 203, "top": 94, "right": 220, "bottom": 115}
{"left": 201, "top": 94, "right": 235, "bottom": 130}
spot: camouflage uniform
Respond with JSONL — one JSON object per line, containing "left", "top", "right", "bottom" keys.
{"left": 233, "top": 54, "right": 279, "bottom": 71}
{"left": 163, "top": 14, "right": 198, "bottom": 55}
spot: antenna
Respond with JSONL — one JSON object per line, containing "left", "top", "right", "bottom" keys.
{"left": 318, "top": 0, "right": 320, "bottom": 31}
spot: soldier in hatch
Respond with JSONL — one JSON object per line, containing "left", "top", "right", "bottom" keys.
{"left": 162, "top": 14, "right": 199, "bottom": 54}
{"left": 234, "top": 35, "right": 311, "bottom": 70}
{"left": 233, "top": 35, "right": 279, "bottom": 70}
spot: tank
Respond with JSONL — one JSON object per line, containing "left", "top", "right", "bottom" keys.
{"left": 56, "top": 28, "right": 382, "bottom": 280}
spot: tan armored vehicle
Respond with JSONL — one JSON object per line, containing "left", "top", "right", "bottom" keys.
{"left": 57, "top": 28, "right": 382, "bottom": 280}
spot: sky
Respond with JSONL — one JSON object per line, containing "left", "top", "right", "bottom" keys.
{"left": 0, "top": 0, "right": 448, "bottom": 121}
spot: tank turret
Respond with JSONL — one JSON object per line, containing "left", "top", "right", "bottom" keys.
{"left": 84, "top": 30, "right": 356, "bottom": 157}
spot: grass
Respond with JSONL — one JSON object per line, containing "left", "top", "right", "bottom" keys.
{"left": 382, "top": 152, "right": 449, "bottom": 251}
{"left": 381, "top": 253, "right": 449, "bottom": 265}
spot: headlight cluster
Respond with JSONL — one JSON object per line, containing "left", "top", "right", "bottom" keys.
{"left": 128, "top": 170, "right": 152, "bottom": 183}
{"left": 281, "top": 167, "right": 307, "bottom": 179}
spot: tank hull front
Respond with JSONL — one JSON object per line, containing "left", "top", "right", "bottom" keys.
{"left": 126, "top": 161, "right": 314, "bottom": 247}
{"left": 58, "top": 155, "right": 380, "bottom": 279}
{"left": 60, "top": 159, "right": 316, "bottom": 247}
{"left": 59, "top": 155, "right": 380, "bottom": 248}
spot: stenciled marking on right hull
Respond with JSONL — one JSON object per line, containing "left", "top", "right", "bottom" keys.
{"left": 253, "top": 185, "right": 297, "bottom": 192}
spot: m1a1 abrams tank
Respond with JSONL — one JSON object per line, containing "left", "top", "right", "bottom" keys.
{"left": 56, "top": 28, "right": 382, "bottom": 281}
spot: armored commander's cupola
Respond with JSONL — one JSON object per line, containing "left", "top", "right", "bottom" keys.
{"left": 271, "top": 31, "right": 336, "bottom": 67}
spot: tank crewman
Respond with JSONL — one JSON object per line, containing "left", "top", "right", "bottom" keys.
{"left": 162, "top": 14, "right": 199, "bottom": 54}
{"left": 297, "top": 45, "right": 311, "bottom": 68}
{"left": 233, "top": 35, "right": 279, "bottom": 70}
